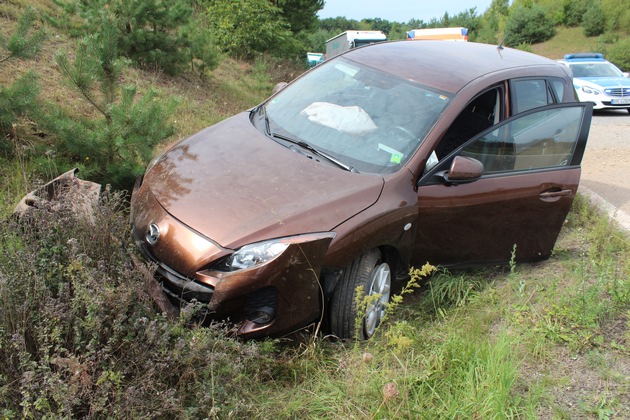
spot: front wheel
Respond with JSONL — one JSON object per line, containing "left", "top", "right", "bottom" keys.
{"left": 329, "top": 249, "right": 391, "bottom": 339}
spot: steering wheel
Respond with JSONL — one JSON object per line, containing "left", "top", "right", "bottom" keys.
{"left": 393, "top": 125, "right": 416, "bottom": 142}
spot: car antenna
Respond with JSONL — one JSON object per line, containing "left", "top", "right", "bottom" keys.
{"left": 497, "top": 32, "right": 509, "bottom": 50}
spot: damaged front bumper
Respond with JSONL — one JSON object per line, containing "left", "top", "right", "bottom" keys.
{"left": 131, "top": 181, "right": 335, "bottom": 338}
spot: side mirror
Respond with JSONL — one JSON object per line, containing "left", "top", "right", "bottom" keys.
{"left": 623, "top": 72, "right": 630, "bottom": 78}
{"left": 439, "top": 156, "right": 484, "bottom": 185}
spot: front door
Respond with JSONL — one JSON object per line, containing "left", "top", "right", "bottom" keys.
{"left": 413, "top": 102, "right": 593, "bottom": 268}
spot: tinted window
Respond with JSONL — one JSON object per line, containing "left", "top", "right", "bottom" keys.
{"left": 434, "top": 87, "right": 502, "bottom": 159}
{"left": 460, "top": 106, "right": 584, "bottom": 174}
{"left": 550, "top": 78, "right": 565, "bottom": 101}
{"left": 512, "top": 79, "right": 549, "bottom": 114}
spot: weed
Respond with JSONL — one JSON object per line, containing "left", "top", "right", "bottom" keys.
{"left": 0, "top": 186, "right": 277, "bottom": 417}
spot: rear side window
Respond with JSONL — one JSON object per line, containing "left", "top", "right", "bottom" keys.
{"left": 550, "top": 78, "right": 565, "bottom": 101}
{"left": 511, "top": 79, "right": 550, "bottom": 114}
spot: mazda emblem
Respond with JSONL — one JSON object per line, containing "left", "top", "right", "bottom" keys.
{"left": 146, "top": 223, "right": 161, "bottom": 245}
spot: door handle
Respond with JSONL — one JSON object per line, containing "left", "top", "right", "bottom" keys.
{"left": 539, "top": 189, "right": 573, "bottom": 200}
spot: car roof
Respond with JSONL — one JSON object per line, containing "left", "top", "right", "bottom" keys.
{"left": 342, "top": 40, "right": 566, "bottom": 94}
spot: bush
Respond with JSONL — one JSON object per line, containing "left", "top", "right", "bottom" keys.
{"left": 583, "top": 3, "right": 606, "bottom": 37}
{"left": 0, "top": 189, "right": 275, "bottom": 417}
{"left": 54, "top": 0, "right": 219, "bottom": 76}
{"left": 206, "top": 0, "right": 304, "bottom": 59}
{"left": 605, "top": 38, "right": 630, "bottom": 71}
{"left": 505, "top": 5, "right": 556, "bottom": 46}
{"left": 562, "top": 0, "right": 589, "bottom": 27}
{"left": 601, "top": 0, "right": 630, "bottom": 33}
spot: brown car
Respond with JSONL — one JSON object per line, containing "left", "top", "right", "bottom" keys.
{"left": 130, "top": 41, "right": 593, "bottom": 339}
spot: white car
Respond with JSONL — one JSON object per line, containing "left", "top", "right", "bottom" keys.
{"left": 559, "top": 53, "right": 630, "bottom": 113}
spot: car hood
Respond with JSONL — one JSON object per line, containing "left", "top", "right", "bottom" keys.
{"left": 574, "top": 77, "right": 630, "bottom": 88}
{"left": 144, "top": 112, "right": 384, "bottom": 249}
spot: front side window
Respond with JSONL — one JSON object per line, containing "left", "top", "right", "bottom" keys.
{"left": 460, "top": 105, "right": 585, "bottom": 174}
{"left": 261, "top": 58, "right": 453, "bottom": 174}
{"left": 434, "top": 87, "right": 502, "bottom": 160}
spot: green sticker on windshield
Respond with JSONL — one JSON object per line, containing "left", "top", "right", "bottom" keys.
{"left": 378, "top": 143, "right": 404, "bottom": 164}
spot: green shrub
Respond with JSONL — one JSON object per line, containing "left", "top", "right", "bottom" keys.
{"left": 583, "top": 3, "right": 606, "bottom": 37}
{"left": 0, "top": 189, "right": 275, "bottom": 417}
{"left": 604, "top": 38, "right": 630, "bottom": 70}
{"left": 601, "top": 0, "right": 630, "bottom": 32}
{"left": 562, "top": 0, "right": 589, "bottom": 27}
{"left": 206, "top": 0, "right": 304, "bottom": 59}
{"left": 54, "top": 0, "right": 219, "bottom": 76}
{"left": 505, "top": 4, "right": 556, "bottom": 46}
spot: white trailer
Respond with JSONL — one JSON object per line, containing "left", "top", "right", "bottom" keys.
{"left": 325, "top": 30, "right": 387, "bottom": 58}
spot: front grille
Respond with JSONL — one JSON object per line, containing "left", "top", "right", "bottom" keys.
{"left": 136, "top": 241, "right": 214, "bottom": 303}
{"left": 605, "top": 88, "right": 630, "bottom": 97}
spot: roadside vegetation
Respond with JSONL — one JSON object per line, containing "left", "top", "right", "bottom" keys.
{"left": 1, "top": 0, "right": 630, "bottom": 417}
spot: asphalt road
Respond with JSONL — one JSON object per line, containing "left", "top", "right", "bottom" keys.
{"left": 579, "top": 108, "right": 630, "bottom": 231}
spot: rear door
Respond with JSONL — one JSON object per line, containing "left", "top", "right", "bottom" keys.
{"left": 413, "top": 102, "right": 592, "bottom": 268}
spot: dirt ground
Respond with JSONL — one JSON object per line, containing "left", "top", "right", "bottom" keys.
{"left": 526, "top": 318, "right": 630, "bottom": 418}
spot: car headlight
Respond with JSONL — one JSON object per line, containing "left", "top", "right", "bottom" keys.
{"left": 221, "top": 239, "right": 290, "bottom": 271}
{"left": 581, "top": 85, "right": 601, "bottom": 95}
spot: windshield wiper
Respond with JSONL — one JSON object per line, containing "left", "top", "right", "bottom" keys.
{"left": 251, "top": 104, "right": 271, "bottom": 135}
{"left": 271, "top": 132, "right": 358, "bottom": 173}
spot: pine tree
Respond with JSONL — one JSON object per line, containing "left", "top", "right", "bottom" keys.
{"left": 0, "top": 7, "right": 45, "bottom": 151}
{"left": 42, "top": 20, "right": 179, "bottom": 191}
{"left": 271, "top": 0, "right": 325, "bottom": 33}
{"left": 54, "top": 0, "right": 219, "bottom": 76}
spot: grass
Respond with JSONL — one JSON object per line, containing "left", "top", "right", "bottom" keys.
{"left": 530, "top": 26, "right": 603, "bottom": 59}
{"left": 236, "top": 195, "right": 630, "bottom": 419}
{"left": 4, "top": 185, "right": 627, "bottom": 418}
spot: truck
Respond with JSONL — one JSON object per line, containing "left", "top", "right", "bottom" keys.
{"left": 325, "top": 30, "right": 387, "bottom": 58}
{"left": 407, "top": 27, "right": 468, "bottom": 41}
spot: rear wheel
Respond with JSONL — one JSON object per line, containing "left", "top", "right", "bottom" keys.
{"left": 329, "top": 249, "right": 391, "bottom": 339}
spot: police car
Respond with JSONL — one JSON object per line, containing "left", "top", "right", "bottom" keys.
{"left": 559, "top": 53, "right": 630, "bottom": 113}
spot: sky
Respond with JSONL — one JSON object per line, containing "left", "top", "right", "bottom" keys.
{"left": 317, "top": 0, "right": 494, "bottom": 23}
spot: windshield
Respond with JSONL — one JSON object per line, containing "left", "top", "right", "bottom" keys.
{"left": 569, "top": 62, "right": 623, "bottom": 78}
{"left": 261, "top": 57, "right": 452, "bottom": 174}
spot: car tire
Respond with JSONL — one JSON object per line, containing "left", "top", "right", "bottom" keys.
{"left": 329, "top": 248, "right": 391, "bottom": 339}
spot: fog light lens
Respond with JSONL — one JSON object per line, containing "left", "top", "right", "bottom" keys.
{"left": 245, "top": 287, "right": 277, "bottom": 324}
{"left": 248, "top": 306, "right": 276, "bottom": 324}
